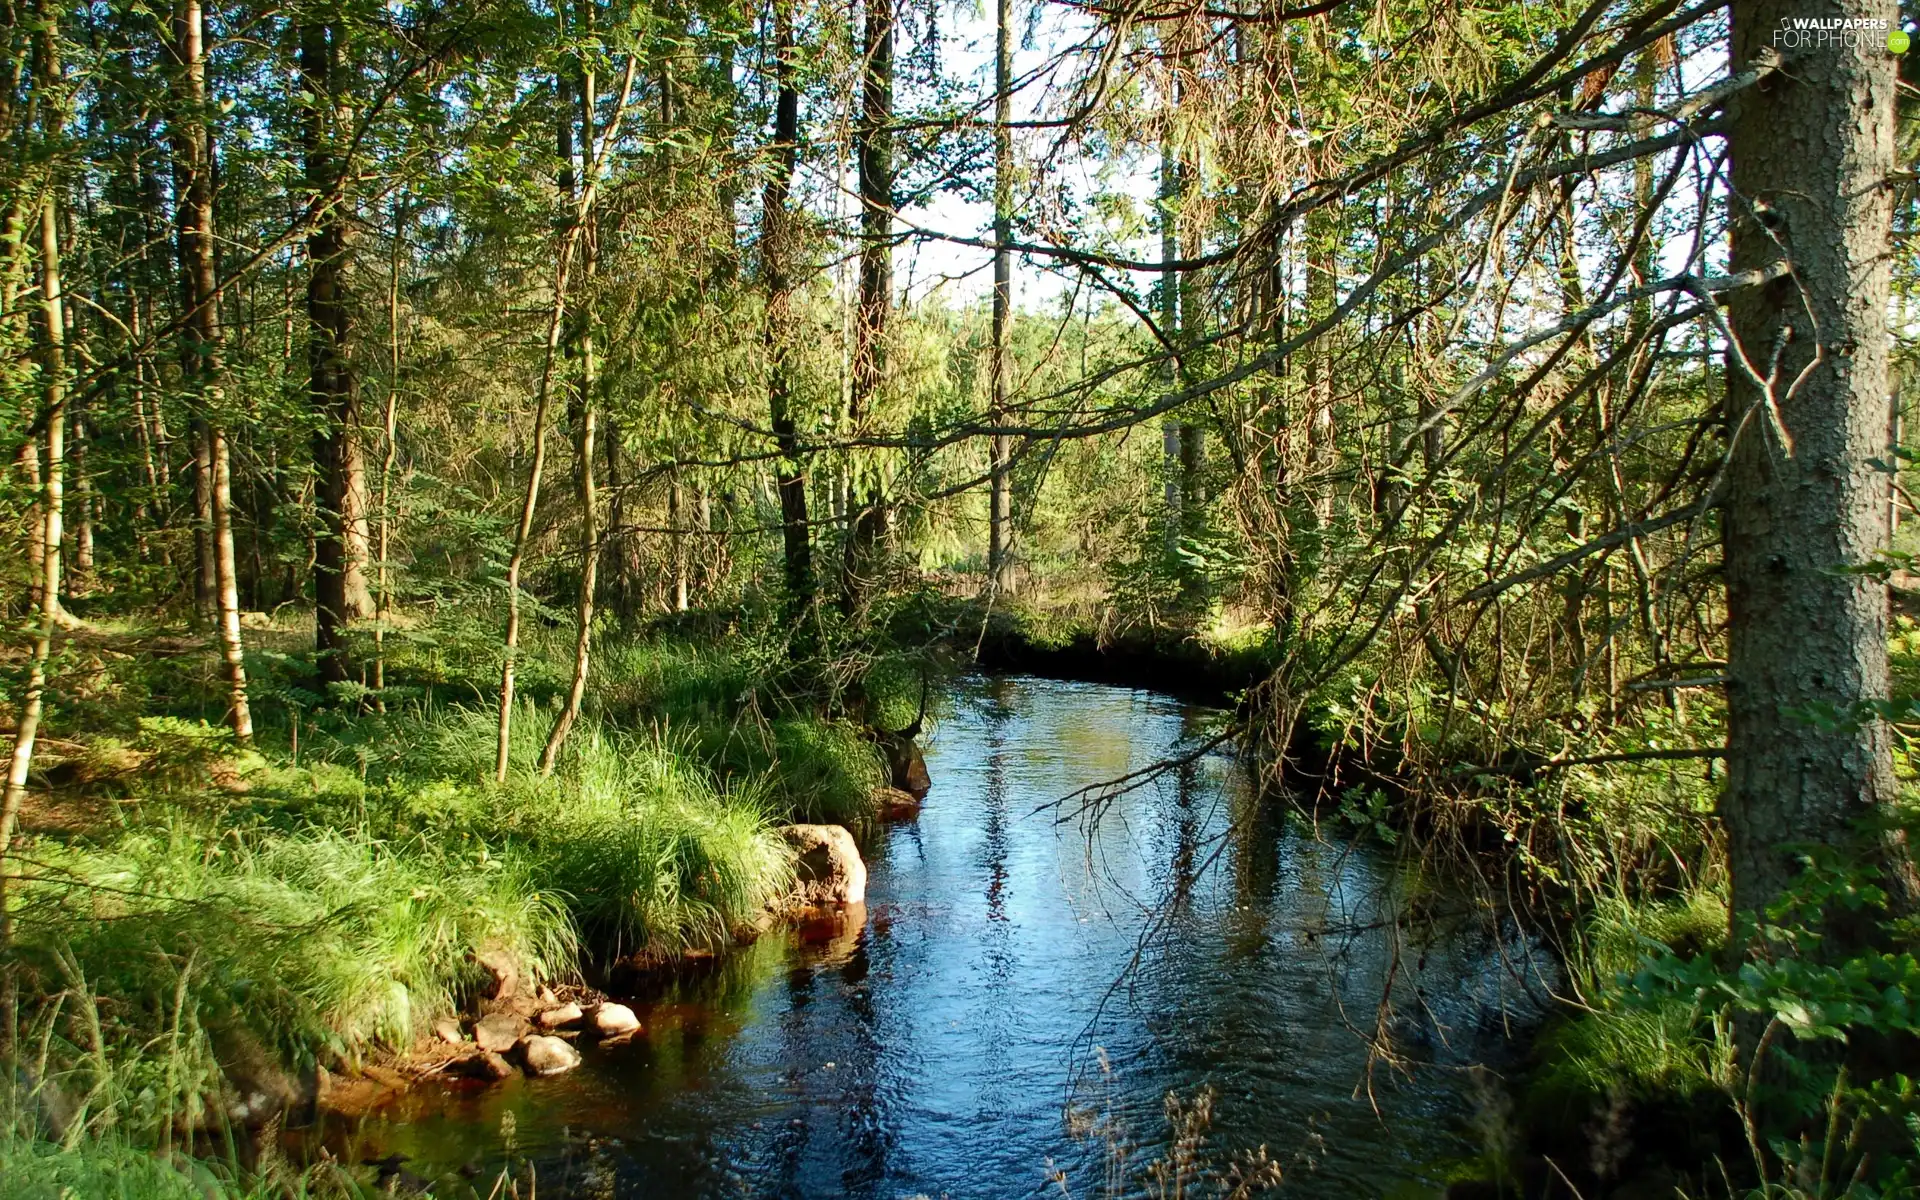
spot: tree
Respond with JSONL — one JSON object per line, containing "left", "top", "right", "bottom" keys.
{"left": 542, "top": 25, "right": 638, "bottom": 774}
{"left": 763, "top": 0, "right": 811, "bottom": 622}
{"left": 986, "top": 0, "right": 1015, "bottom": 597}
{"left": 843, "top": 0, "right": 894, "bottom": 614}
{"left": 2, "top": 0, "right": 70, "bottom": 916}
{"left": 303, "top": 8, "right": 371, "bottom": 691}
{"left": 169, "top": 0, "right": 251, "bottom": 742}
{"left": 1721, "top": 0, "right": 1915, "bottom": 930}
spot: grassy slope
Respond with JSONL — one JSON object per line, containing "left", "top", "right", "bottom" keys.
{"left": 1, "top": 615, "right": 896, "bottom": 1196}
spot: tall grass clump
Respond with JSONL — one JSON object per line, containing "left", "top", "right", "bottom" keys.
{"left": 1528, "top": 890, "right": 1732, "bottom": 1112}
{"left": 398, "top": 704, "right": 797, "bottom": 959}
{"left": 506, "top": 725, "right": 795, "bottom": 958}
{"left": 694, "top": 716, "right": 886, "bottom": 827}
{"left": 0, "top": 1129, "right": 291, "bottom": 1200}
{"left": 12, "top": 825, "right": 576, "bottom": 1067}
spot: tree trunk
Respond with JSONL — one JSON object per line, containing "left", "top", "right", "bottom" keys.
{"left": 302, "top": 15, "right": 369, "bottom": 690}
{"left": 3, "top": 181, "right": 70, "bottom": 915}
{"left": 986, "top": 0, "right": 1016, "bottom": 598}
{"left": 843, "top": 0, "right": 895, "bottom": 615}
{"left": 764, "top": 0, "right": 812, "bottom": 622}
{"left": 1722, "top": 0, "right": 1914, "bottom": 934}
{"left": 541, "top": 47, "right": 602, "bottom": 776}
{"left": 191, "top": 413, "right": 215, "bottom": 623}
{"left": 374, "top": 196, "right": 405, "bottom": 710}
{"left": 669, "top": 470, "right": 689, "bottom": 612}
{"left": 68, "top": 406, "right": 92, "bottom": 590}
{"left": 208, "top": 426, "right": 251, "bottom": 740}
{"left": 18, "top": 439, "right": 44, "bottom": 616}
{"left": 1159, "top": 130, "right": 1183, "bottom": 566}
{"left": 495, "top": 76, "right": 581, "bottom": 782}
{"left": 1303, "top": 202, "right": 1337, "bottom": 529}
{"left": 172, "top": 0, "right": 251, "bottom": 741}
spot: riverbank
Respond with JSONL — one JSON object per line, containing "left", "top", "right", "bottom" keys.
{"left": 289, "top": 674, "right": 1542, "bottom": 1198}
{"left": 0, "top": 613, "right": 910, "bottom": 1197}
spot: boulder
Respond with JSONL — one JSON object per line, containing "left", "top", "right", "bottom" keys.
{"left": 874, "top": 786, "right": 920, "bottom": 821}
{"left": 884, "top": 736, "right": 931, "bottom": 799}
{"left": 535, "top": 1003, "right": 583, "bottom": 1030}
{"left": 468, "top": 1051, "right": 516, "bottom": 1082}
{"left": 588, "top": 1002, "right": 641, "bottom": 1037}
{"left": 779, "top": 823, "right": 867, "bottom": 907}
{"left": 431, "top": 1017, "right": 466, "bottom": 1045}
{"left": 472, "top": 1012, "right": 527, "bottom": 1054}
{"left": 471, "top": 948, "right": 519, "bottom": 1005}
{"left": 519, "top": 1035, "right": 581, "bottom": 1077}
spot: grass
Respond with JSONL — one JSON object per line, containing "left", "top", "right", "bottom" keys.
{"left": 692, "top": 715, "right": 887, "bottom": 828}
{"left": 0, "top": 1131, "right": 289, "bottom": 1200}
{"left": 0, "top": 613, "right": 916, "bottom": 1195}
{"left": 1527, "top": 890, "right": 1733, "bottom": 1112}
{"left": 15, "top": 824, "right": 577, "bottom": 1064}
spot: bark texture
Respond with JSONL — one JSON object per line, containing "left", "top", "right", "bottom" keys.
{"left": 303, "top": 15, "right": 371, "bottom": 690}
{"left": 764, "top": 0, "right": 812, "bottom": 621}
{"left": 171, "top": 0, "right": 251, "bottom": 741}
{"left": 1722, "top": 0, "right": 1913, "bottom": 926}
{"left": 987, "top": 0, "right": 1016, "bottom": 597}
{"left": 844, "top": 0, "right": 894, "bottom": 614}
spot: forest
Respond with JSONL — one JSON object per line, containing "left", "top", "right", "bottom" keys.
{"left": 2, "top": 0, "right": 1919, "bottom": 1194}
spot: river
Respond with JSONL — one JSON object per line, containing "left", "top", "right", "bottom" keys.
{"left": 324, "top": 675, "right": 1554, "bottom": 1197}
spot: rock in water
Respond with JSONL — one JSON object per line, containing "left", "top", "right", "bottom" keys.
{"left": 519, "top": 1035, "right": 581, "bottom": 1076}
{"left": 874, "top": 786, "right": 920, "bottom": 821}
{"left": 588, "top": 1003, "right": 641, "bottom": 1037}
{"left": 535, "top": 1003, "right": 583, "bottom": 1030}
{"left": 469, "top": 1051, "right": 515, "bottom": 1081}
{"left": 779, "top": 824, "right": 867, "bottom": 907}
{"left": 472, "top": 1012, "right": 526, "bottom": 1053}
{"left": 885, "top": 736, "right": 931, "bottom": 799}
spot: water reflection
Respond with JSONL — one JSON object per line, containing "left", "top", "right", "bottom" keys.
{"left": 319, "top": 676, "right": 1550, "bottom": 1198}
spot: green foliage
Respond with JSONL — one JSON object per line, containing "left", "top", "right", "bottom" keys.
{"left": 695, "top": 716, "right": 886, "bottom": 827}
{"left": 14, "top": 825, "right": 576, "bottom": 1063}
{"left": 0, "top": 1131, "right": 290, "bottom": 1200}
{"left": 490, "top": 720, "right": 796, "bottom": 958}
{"left": 1531, "top": 893, "right": 1733, "bottom": 1113}
{"left": 1556, "top": 854, "right": 1920, "bottom": 1196}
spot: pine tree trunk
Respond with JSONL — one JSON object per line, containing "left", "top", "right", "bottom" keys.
{"left": 1159, "top": 131, "right": 1182, "bottom": 566}
{"left": 1722, "top": 0, "right": 1915, "bottom": 933}
{"left": 843, "top": 0, "right": 894, "bottom": 615}
{"left": 302, "top": 15, "right": 368, "bottom": 690}
{"left": 18, "top": 439, "right": 44, "bottom": 615}
{"left": 1303, "top": 203, "right": 1337, "bottom": 529}
{"left": 69, "top": 407, "right": 92, "bottom": 589}
{"left": 374, "top": 197, "right": 404, "bottom": 710}
{"left": 987, "top": 0, "right": 1016, "bottom": 598}
{"left": 172, "top": 0, "right": 251, "bottom": 741}
{"left": 191, "top": 415, "right": 215, "bottom": 623}
{"left": 670, "top": 471, "right": 689, "bottom": 612}
{"left": 764, "top": 0, "right": 812, "bottom": 622}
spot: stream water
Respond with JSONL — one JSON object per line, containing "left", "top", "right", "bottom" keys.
{"left": 323, "top": 675, "right": 1554, "bottom": 1198}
